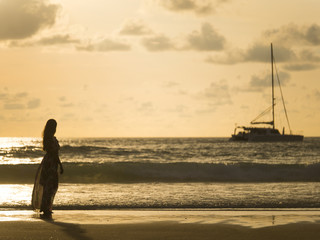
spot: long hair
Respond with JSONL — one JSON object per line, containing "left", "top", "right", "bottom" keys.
{"left": 43, "top": 119, "right": 57, "bottom": 151}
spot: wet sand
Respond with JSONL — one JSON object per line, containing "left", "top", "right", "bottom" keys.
{"left": 0, "top": 210, "right": 320, "bottom": 240}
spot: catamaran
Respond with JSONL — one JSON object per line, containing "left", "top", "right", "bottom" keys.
{"left": 230, "top": 43, "right": 303, "bottom": 142}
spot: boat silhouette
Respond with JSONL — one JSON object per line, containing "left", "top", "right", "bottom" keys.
{"left": 230, "top": 43, "right": 303, "bottom": 142}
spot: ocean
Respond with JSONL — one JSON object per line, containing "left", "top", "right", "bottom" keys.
{"left": 0, "top": 137, "right": 319, "bottom": 210}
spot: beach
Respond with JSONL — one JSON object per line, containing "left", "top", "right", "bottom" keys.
{"left": 1, "top": 210, "right": 320, "bottom": 240}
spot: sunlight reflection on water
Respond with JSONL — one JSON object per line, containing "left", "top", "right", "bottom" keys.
{"left": 0, "top": 183, "right": 320, "bottom": 209}
{"left": 0, "top": 185, "right": 32, "bottom": 206}
{"left": 0, "top": 137, "right": 42, "bottom": 164}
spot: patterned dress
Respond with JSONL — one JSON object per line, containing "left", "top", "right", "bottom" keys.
{"left": 32, "top": 137, "right": 60, "bottom": 213}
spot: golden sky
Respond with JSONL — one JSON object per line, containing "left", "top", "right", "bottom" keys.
{"left": 0, "top": 0, "right": 320, "bottom": 137}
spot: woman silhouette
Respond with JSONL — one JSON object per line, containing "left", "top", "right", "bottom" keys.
{"left": 32, "top": 119, "right": 64, "bottom": 218}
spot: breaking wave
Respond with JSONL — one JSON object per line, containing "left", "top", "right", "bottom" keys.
{"left": 1, "top": 162, "right": 320, "bottom": 184}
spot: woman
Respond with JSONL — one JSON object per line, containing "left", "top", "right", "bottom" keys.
{"left": 32, "top": 119, "right": 64, "bottom": 218}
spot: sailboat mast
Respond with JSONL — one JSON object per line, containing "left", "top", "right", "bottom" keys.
{"left": 271, "top": 43, "right": 275, "bottom": 129}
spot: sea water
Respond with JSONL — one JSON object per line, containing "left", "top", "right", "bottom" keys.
{"left": 0, "top": 137, "right": 319, "bottom": 209}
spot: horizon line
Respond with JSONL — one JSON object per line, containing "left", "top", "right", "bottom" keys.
{"left": 0, "top": 136, "right": 319, "bottom": 138}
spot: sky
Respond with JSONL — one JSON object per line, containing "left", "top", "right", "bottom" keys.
{"left": 0, "top": 0, "right": 320, "bottom": 137}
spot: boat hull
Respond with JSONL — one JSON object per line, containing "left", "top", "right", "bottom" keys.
{"left": 230, "top": 134, "right": 304, "bottom": 142}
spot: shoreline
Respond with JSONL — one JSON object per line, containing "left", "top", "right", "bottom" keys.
{"left": 2, "top": 209, "right": 320, "bottom": 226}
{"left": 0, "top": 210, "right": 320, "bottom": 239}
{"left": 2, "top": 207, "right": 320, "bottom": 211}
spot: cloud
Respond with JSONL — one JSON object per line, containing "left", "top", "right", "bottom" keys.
{"left": 284, "top": 63, "right": 318, "bottom": 71}
{"left": 264, "top": 23, "right": 320, "bottom": 46}
{"left": 119, "top": 19, "right": 152, "bottom": 36}
{"left": 315, "top": 90, "right": 320, "bottom": 101}
{"left": 0, "top": 93, "right": 8, "bottom": 99}
{"left": 37, "top": 34, "right": 80, "bottom": 45}
{"left": 166, "top": 104, "right": 188, "bottom": 113}
{"left": 4, "top": 103, "right": 25, "bottom": 110}
{"left": 141, "top": 23, "right": 226, "bottom": 52}
{"left": 162, "top": 81, "right": 179, "bottom": 88}
{"left": 137, "top": 102, "right": 155, "bottom": 113}
{"left": 58, "top": 96, "right": 74, "bottom": 107}
{"left": 59, "top": 96, "right": 66, "bottom": 102}
{"left": 207, "top": 43, "right": 296, "bottom": 64}
{"left": 0, "top": 0, "right": 60, "bottom": 40}
{"left": 159, "top": 0, "right": 229, "bottom": 16}
{"left": 197, "top": 80, "right": 232, "bottom": 106}
{"left": 61, "top": 113, "right": 75, "bottom": 121}
{"left": 0, "top": 90, "right": 41, "bottom": 110}
{"left": 15, "top": 92, "right": 28, "bottom": 98}
{"left": 206, "top": 49, "right": 243, "bottom": 64}
{"left": 60, "top": 103, "right": 74, "bottom": 108}
{"left": 247, "top": 71, "right": 290, "bottom": 92}
{"left": 205, "top": 24, "right": 320, "bottom": 67}
{"left": 246, "top": 44, "right": 295, "bottom": 62}
{"left": 187, "top": 23, "right": 226, "bottom": 51}
{"left": 10, "top": 34, "right": 80, "bottom": 47}
{"left": 141, "top": 34, "right": 176, "bottom": 51}
{"left": 77, "top": 38, "right": 131, "bottom": 52}
{"left": 306, "top": 24, "right": 320, "bottom": 45}
{"left": 0, "top": 90, "right": 27, "bottom": 98}
{"left": 244, "top": 44, "right": 295, "bottom": 63}
{"left": 299, "top": 49, "right": 320, "bottom": 62}
{"left": 27, "top": 98, "right": 41, "bottom": 109}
